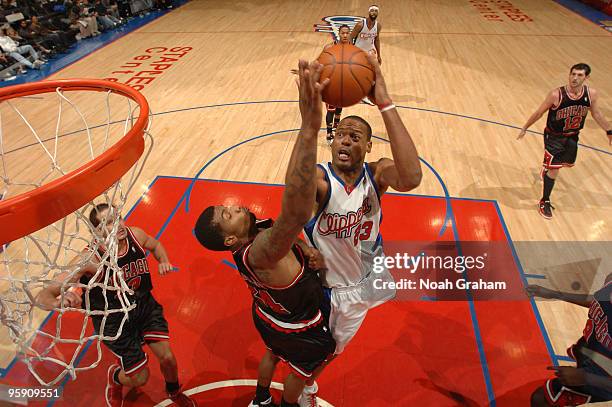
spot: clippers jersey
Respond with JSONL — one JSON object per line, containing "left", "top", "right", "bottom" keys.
{"left": 580, "top": 281, "right": 612, "bottom": 367}
{"left": 354, "top": 19, "right": 377, "bottom": 52}
{"left": 304, "top": 162, "right": 383, "bottom": 288}
{"left": 80, "top": 227, "right": 152, "bottom": 312}
{"left": 233, "top": 239, "right": 326, "bottom": 331}
{"left": 546, "top": 86, "right": 590, "bottom": 136}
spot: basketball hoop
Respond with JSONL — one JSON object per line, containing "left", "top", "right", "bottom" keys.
{"left": 0, "top": 79, "right": 153, "bottom": 386}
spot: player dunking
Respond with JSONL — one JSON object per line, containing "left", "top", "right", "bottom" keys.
{"left": 36, "top": 204, "right": 195, "bottom": 407}
{"left": 299, "top": 52, "right": 422, "bottom": 405}
{"left": 517, "top": 63, "right": 612, "bottom": 219}
{"left": 527, "top": 279, "right": 612, "bottom": 406}
{"left": 194, "top": 60, "right": 335, "bottom": 407}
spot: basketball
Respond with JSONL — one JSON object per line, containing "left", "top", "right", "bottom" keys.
{"left": 317, "top": 43, "right": 375, "bottom": 107}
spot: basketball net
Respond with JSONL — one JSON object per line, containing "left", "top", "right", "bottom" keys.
{"left": 0, "top": 81, "right": 153, "bottom": 386}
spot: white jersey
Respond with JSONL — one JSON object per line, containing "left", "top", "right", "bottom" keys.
{"left": 354, "top": 19, "right": 378, "bottom": 52}
{"left": 304, "top": 162, "right": 383, "bottom": 288}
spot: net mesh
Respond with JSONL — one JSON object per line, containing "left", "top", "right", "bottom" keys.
{"left": 0, "top": 83, "right": 152, "bottom": 386}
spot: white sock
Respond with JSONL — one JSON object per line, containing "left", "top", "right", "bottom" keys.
{"left": 303, "top": 382, "right": 318, "bottom": 394}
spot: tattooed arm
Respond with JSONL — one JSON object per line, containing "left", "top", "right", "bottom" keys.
{"left": 248, "top": 60, "right": 329, "bottom": 269}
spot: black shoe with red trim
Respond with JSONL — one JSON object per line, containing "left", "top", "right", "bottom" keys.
{"left": 168, "top": 388, "right": 197, "bottom": 406}
{"left": 538, "top": 200, "right": 554, "bottom": 220}
{"left": 105, "top": 364, "right": 123, "bottom": 407}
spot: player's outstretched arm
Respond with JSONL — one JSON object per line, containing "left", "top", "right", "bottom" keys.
{"left": 35, "top": 252, "right": 92, "bottom": 310}
{"left": 526, "top": 284, "right": 592, "bottom": 308}
{"left": 588, "top": 88, "right": 612, "bottom": 145}
{"left": 517, "top": 90, "right": 558, "bottom": 139}
{"left": 365, "top": 53, "right": 421, "bottom": 193}
{"left": 131, "top": 227, "right": 174, "bottom": 275}
{"left": 249, "top": 60, "right": 327, "bottom": 269}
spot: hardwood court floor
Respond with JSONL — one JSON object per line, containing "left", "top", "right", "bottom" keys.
{"left": 0, "top": 0, "right": 610, "bottom": 405}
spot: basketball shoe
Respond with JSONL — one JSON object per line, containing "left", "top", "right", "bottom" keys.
{"left": 248, "top": 396, "right": 277, "bottom": 406}
{"left": 105, "top": 364, "right": 123, "bottom": 407}
{"left": 538, "top": 199, "right": 554, "bottom": 220}
{"left": 299, "top": 382, "right": 318, "bottom": 407}
{"left": 168, "top": 387, "right": 197, "bottom": 406}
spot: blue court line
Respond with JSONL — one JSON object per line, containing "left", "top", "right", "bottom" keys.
{"left": 41, "top": 177, "right": 159, "bottom": 404}
{"left": 492, "top": 202, "right": 558, "bottom": 367}
{"left": 553, "top": 0, "right": 612, "bottom": 32}
{"left": 444, "top": 201, "right": 496, "bottom": 404}
{"left": 524, "top": 274, "right": 547, "bottom": 280}
{"left": 554, "top": 355, "right": 575, "bottom": 363}
{"left": 155, "top": 174, "right": 500, "bottom": 203}
{"left": 372, "top": 135, "right": 452, "bottom": 237}
{"left": 4, "top": 101, "right": 611, "bottom": 159}
{"left": 221, "top": 260, "right": 238, "bottom": 270}
{"left": 396, "top": 105, "right": 612, "bottom": 157}
{"left": 46, "top": 339, "right": 94, "bottom": 407}
{"left": 0, "top": 1, "right": 189, "bottom": 88}
{"left": 0, "top": 299, "right": 56, "bottom": 376}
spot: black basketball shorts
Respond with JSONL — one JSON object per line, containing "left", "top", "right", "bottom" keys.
{"left": 92, "top": 293, "right": 169, "bottom": 376}
{"left": 252, "top": 305, "right": 335, "bottom": 379}
{"left": 543, "top": 132, "right": 579, "bottom": 169}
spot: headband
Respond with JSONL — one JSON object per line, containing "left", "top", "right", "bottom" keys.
{"left": 369, "top": 6, "right": 379, "bottom": 12}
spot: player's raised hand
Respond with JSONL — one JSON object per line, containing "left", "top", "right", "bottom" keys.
{"left": 304, "top": 247, "right": 327, "bottom": 270}
{"left": 517, "top": 129, "right": 526, "bottom": 140}
{"left": 58, "top": 289, "right": 82, "bottom": 309}
{"left": 158, "top": 262, "right": 174, "bottom": 276}
{"left": 296, "top": 59, "right": 329, "bottom": 130}
{"left": 547, "top": 366, "right": 586, "bottom": 386}
{"left": 365, "top": 52, "right": 391, "bottom": 107}
{"left": 526, "top": 285, "right": 558, "bottom": 299}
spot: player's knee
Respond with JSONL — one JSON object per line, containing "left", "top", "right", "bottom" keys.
{"left": 157, "top": 350, "right": 176, "bottom": 368}
{"left": 530, "top": 387, "right": 548, "bottom": 407}
{"left": 131, "top": 367, "right": 150, "bottom": 387}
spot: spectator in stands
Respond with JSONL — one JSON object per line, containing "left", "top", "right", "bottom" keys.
{"left": 30, "top": 16, "right": 71, "bottom": 52}
{"left": 0, "top": 27, "right": 44, "bottom": 69}
{"left": 93, "top": 0, "right": 117, "bottom": 30}
{"left": 17, "top": 19, "right": 54, "bottom": 56}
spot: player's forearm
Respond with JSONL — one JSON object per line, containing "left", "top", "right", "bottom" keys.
{"left": 585, "top": 373, "right": 612, "bottom": 392}
{"left": 35, "top": 288, "right": 60, "bottom": 310}
{"left": 521, "top": 110, "right": 544, "bottom": 131}
{"left": 281, "top": 128, "right": 318, "bottom": 226}
{"left": 592, "top": 112, "right": 610, "bottom": 133}
{"left": 552, "top": 291, "right": 592, "bottom": 307}
{"left": 382, "top": 109, "right": 422, "bottom": 190}
{"left": 152, "top": 241, "right": 170, "bottom": 264}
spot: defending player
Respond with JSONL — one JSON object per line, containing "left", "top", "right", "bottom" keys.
{"left": 194, "top": 60, "right": 335, "bottom": 407}
{"left": 36, "top": 204, "right": 195, "bottom": 407}
{"left": 527, "top": 280, "right": 612, "bottom": 406}
{"left": 517, "top": 63, "right": 612, "bottom": 219}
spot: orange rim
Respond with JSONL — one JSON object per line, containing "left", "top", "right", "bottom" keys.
{"left": 0, "top": 79, "right": 149, "bottom": 246}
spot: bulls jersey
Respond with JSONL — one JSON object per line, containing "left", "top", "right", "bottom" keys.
{"left": 354, "top": 19, "right": 377, "bottom": 52}
{"left": 579, "top": 281, "right": 612, "bottom": 368}
{"left": 233, "top": 238, "right": 326, "bottom": 332}
{"left": 546, "top": 86, "right": 590, "bottom": 135}
{"left": 304, "top": 162, "right": 383, "bottom": 288}
{"left": 80, "top": 227, "right": 152, "bottom": 311}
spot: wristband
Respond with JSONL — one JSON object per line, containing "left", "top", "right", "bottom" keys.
{"left": 607, "top": 129, "right": 612, "bottom": 136}
{"left": 379, "top": 103, "right": 396, "bottom": 113}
